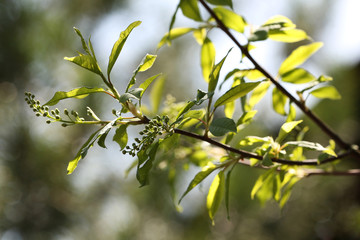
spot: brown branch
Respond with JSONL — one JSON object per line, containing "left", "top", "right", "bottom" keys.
{"left": 198, "top": 0, "right": 354, "bottom": 152}
{"left": 174, "top": 128, "right": 352, "bottom": 166}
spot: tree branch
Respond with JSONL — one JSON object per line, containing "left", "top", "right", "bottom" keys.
{"left": 174, "top": 128, "right": 353, "bottom": 166}
{"left": 198, "top": 0, "right": 355, "bottom": 153}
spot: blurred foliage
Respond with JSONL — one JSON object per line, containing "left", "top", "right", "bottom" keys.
{"left": 1, "top": 0, "right": 360, "bottom": 240}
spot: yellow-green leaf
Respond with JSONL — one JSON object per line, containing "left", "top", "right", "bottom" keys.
{"left": 107, "top": 21, "right": 141, "bottom": 77}
{"left": 272, "top": 87, "right": 288, "bottom": 115}
{"left": 310, "top": 86, "right": 341, "bottom": 100}
{"left": 179, "top": 0, "right": 202, "bottom": 22}
{"left": 281, "top": 68, "right": 316, "bottom": 84}
{"left": 113, "top": 124, "right": 129, "bottom": 150}
{"left": 201, "top": 38, "right": 216, "bottom": 83}
{"left": 64, "top": 54, "right": 102, "bottom": 75}
{"left": 213, "top": 7, "right": 246, "bottom": 33}
{"left": 150, "top": 75, "right": 166, "bottom": 113}
{"left": 206, "top": 0, "right": 233, "bottom": 8}
{"left": 158, "top": 27, "right": 194, "bottom": 49}
{"left": 276, "top": 120, "right": 303, "bottom": 143}
{"left": 269, "top": 29, "right": 308, "bottom": 43}
{"left": 207, "top": 171, "right": 225, "bottom": 223}
{"left": 44, "top": 87, "right": 105, "bottom": 106}
{"left": 279, "top": 42, "right": 323, "bottom": 75}
{"left": 248, "top": 81, "right": 270, "bottom": 109}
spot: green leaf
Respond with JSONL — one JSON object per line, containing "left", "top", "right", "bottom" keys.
{"left": 150, "top": 75, "right": 166, "bottom": 113}
{"left": 179, "top": 163, "right": 218, "bottom": 203}
{"left": 237, "top": 110, "right": 257, "bottom": 126}
{"left": 272, "top": 87, "right": 288, "bottom": 115}
{"left": 209, "top": 117, "right": 237, "bottom": 136}
{"left": 247, "top": 81, "right": 270, "bottom": 109}
{"left": 281, "top": 68, "right": 316, "bottom": 84}
{"left": 201, "top": 38, "right": 216, "bottom": 82}
{"left": 285, "top": 141, "right": 336, "bottom": 157}
{"left": 113, "top": 124, "right": 129, "bottom": 150}
{"left": 214, "top": 81, "right": 261, "bottom": 108}
{"left": 262, "top": 151, "right": 273, "bottom": 167}
{"left": 262, "top": 15, "right": 296, "bottom": 28}
{"left": 268, "top": 29, "right": 308, "bottom": 43}
{"left": 207, "top": 170, "right": 225, "bottom": 223}
{"left": 107, "top": 21, "right": 141, "bottom": 77}
{"left": 279, "top": 42, "right": 323, "bottom": 75}
{"left": 206, "top": 0, "right": 233, "bottom": 8}
{"left": 64, "top": 54, "right": 102, "bottom": 75}
{"left": 179, "top": 0, "right": 202, "bottom": 22}
{"left": 224, "top": 101, "right": 235, "bottom": 118}
{"left": 44, "top": 87, "right": 105, "bottom": 106}
{"left": 251, "top": 168, "right": 275, "bottom": 199}
{"left": 67, "top": 128, "right": 103, "bottom": 174}
{"left": 136, "top": 141, "right": 160, "bottom": 187}
{"left": 225, "top": 164, "right": 236, "bottom": 220}
{"left": 276, "top": 120, "right": 303, "bottom": 143}
{"left": 126, "top": 54, "right": 157, "bottom": 92}
{"left": 310, "top": 86, "right": 341, "bottom": 100}
{"left": 139, "top": 74, "right": 162, "bottom": 98}
{"left": 208, "top": 48, "right": 232, "bottom": 93}
{"left": 193, "top": 28, "right": 207, "bottom": 45}
{"left": 212, "top": 7, "right": 246, "bottom": 33}
{"left": 97, "top": 128, "right": 111, "bottom": 148}
{"left": 248, "top": 29, "right": 268, "bottom": 42}
{"left": 73, "top": 27, "right": 91, "bottom": 55}
{"left": 183, "top": 109, "right": 205, "bottom": 119}
{"left": 157, "top": 27, "right": 194, "bottom": 49}
{"left": 286, "top": 103, "right": 296, "bottom": 122}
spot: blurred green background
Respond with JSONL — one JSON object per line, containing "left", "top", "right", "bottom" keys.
{"left": 1, "top": 0, "right": 360, "bottom": 239}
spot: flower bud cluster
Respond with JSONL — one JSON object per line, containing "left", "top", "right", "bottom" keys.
{"left": 122, "top": 115, "right": 173, "bottom": 156}
{"left": 24, "top": 92, "right": 84, "bottom": 126}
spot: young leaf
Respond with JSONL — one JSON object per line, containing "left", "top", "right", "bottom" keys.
{"left": 44, "top": 87, "right": 105, "bottom": 106}
{"left": 179, "top": 0, "right": 202, "bottom": 22}
{"left": 281, "top": 68, "right": 316, "bottom": 84}
{"left": 179, "top": 163, "right": 218, "bottom": 203}
{"left": 206, "top": 0, "right": 233, "bottom": 8}
{"left": 193, "top": 28, "right": 207, "bottom": 45}
{"left": 225, "top": 164, "right": 236, "bottom": 219}
{"left": 157, "top": 27, "right": 194, "bottom": 49}
{"left": 97, "top": 128, "right": 111, "bottom": 148}
{"left": 201, "top": 38, "right": 216, "bottom": 83}
{"left": 276, "top": 120, "right": 303, "bottom": 143}
{"left": 209, "top": 117, "right": 237, "bottom": 137}
{"left": 126, "top": 54, "right": 157, "bottom": 92}
{"left": 139, "top": 74, "right": 162, "bottom": 97}
{"left": 212, "top": 7, "right": 246, "bottom": 33}
{"left": 207, "top": 170, "right": 225, "bottom": 223}
{"left": 268, "top": 29, "right": 308, "bottom": 43}
{"left": 279, "top": 42, "right": 323, "bottom": 75}
{"left": 136, "top": 141, "right": 160, "bottom": 187}
{"left": 285, "top": 141, "right": 336, "bottom": 157}
{"left": 208, "top": 49, "right": 232, "bottom": 93}
{"left": 286, "top": 103, "right": 296, "bottom": 122}
{"left": 113, "top": 124, "right": 129, "bottom": 150}
{"left": 310, "top": 86, "right": 341, "bottom": 100}
{"left": 64, "top": 54, "right": 102, "bottom": 76}
{"left": 67, "top": 128, "right": 103, "bottom": 174}
{"left": 272, "top": 87, "right": 288, "bottom": 115}
{"left": 247, "top": 81, "right": 270, "bottom": 109}
{"left": 237, "top": 110, "right": 257, "bottom": 126}
{"left": 107, "top": 21, "right": 141, "bottom": 77}
{"left": 214, "top": 81, "right": 261, "bottom": 108}
{"left": 262, "top": 151, "right": 273, "bottom": 167}
{"left": 150, "top": 75, "right": 166, "bottom": 113}
{"left": 73, "top": 27, "right": 91, "bottom": 55}
{"left": 251, "top": 168, "right": 275, "bottom": 199}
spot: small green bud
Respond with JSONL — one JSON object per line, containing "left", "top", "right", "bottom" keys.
{"left": 51, "top": 110, "right": 56, "bottom": 116}
{"left": 55, "top": 116, "right": 61, "bottom": 120}
{"left": 43, "top": 112, "right": 49, "bottom": 117}
{"left": 112, "top": 109, "right": 117, "bottom": 115}
{"left": 44, "top": 106, "right": 49, "bottom": 111}
{"left": 61, "top": 123, "right": 67, "bottom": 127}
{"left": 64, "top": 109, "right": 69, "bottom": 115}
{"left": 46, "top": 120, "right": 51, "bottom": 124}
{"left": 55, "top": 108, "right": 60, "bottom": 114}
{"left": 36, "top": 113, "right": 41, "bottom": 117}
{"left": 122, "top": 150, "right": 127, "bottom": 154}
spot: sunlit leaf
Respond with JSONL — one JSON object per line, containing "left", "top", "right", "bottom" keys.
{"left": 201, "top": 38, "right": 216, "bottom": 82}
{"left": 193, "top": 28, "right": 206, "bottom": 45}
{"left": 126, "top": 54, "right": 157, "bottom": 92}
{"left": 209, "top": 117, "right": 237, "bottom": 136}
{"left": 139, "top": 74, "right": 162, "bottom": 97}
{"left": 279, "top": 176, "right": 299, "bottom": 208}
{"left": 310, "top": 86, "right": 341, "bottom": 100}
{"left": 279, "top": 42, "right": 323, "bottom": 75}
{"left": 158, "top": 27, "right": 194, "bottom": 49}
{"left": 113, "top": 124, "right": 129, "bottom": 150}
{"left": 248, "top": 29, "right": 268, "bottom": 42}
{"left": 281, "top": 68, "right": 316, "bottom": 84}
{"left": 107, "top": 21, "right": 141, "bottom": 77}
{"left": 150, "top": 76, "right": 166, "bottom": 113}
{"left": 206, "top": 0, "right": 233, "bottom": 8}
{"left": 207, "top": 170, "right": 225, "bottom": 223}
{"left": 67, "top": 128, "right": 103, "bottom": 174}
{"left": 208, "top": 48, "right": 232, "bottom": 93}
{"left": 225, "top": 164, "right": 236, "bottom": 219}
{"left": 269, "top": 29, "right": 308, "bottom": 43}
{"left": 224, "top": 101, "right": 235, "bottom": 118}
{"left": 286, "top": 103, "right": 296, "bottom": 122}
{"left": 213, "top": 7, "right": 246, "bottom": 33}
{"left": 285, "top": 141, "right": 336, "bottom": 157}
{"left": 247, "top": 81, "right": 270, "bottom": 109}
{"left": 64, "top": 54, "right": 102, "bottom": 75}
{"left": 179, "top": 163, "right": 218, "bottom": 203}
{"left": 73, "top": 27, "right": 91, "bottom": 55}
{"left": 276, "top": 120, "right": 303, "bottom": 143}
{"left": 214, "top": 81, "right": 261, "bottom": 108}
{"left": 237, "top": 110, "right": 257, "bottom": 126}
{"left": 44, "top": 87, "right": 105, "bottom": 106}
{"left": 179, "top": 0, "right": 202, "bottom": 22}
{"left": 263, "top": 15, "right": 296, "bottom": 28}
{"left": 251, "top": 168, "right": 275, "bottom": 199}
{"left": 272, "top": 87, "right": 288, "bottom": 115}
